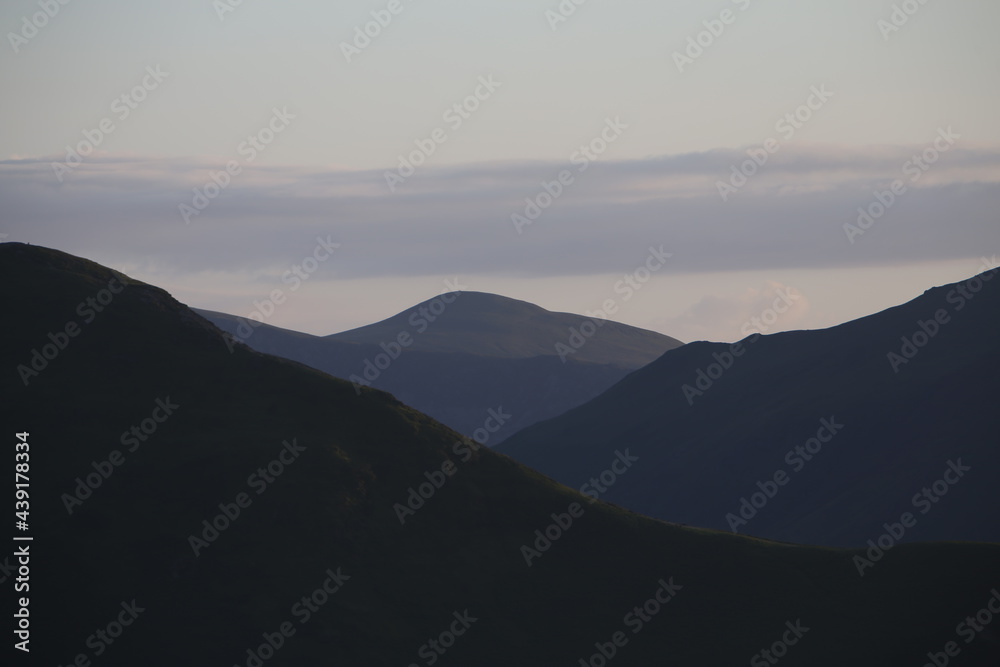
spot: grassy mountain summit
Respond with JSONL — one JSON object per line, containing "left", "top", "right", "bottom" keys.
{"left": 2, "top": 243, "right": 998, "bottom": 666}
{"left": 498, "top": 264, "right": 1000, "bottom": 547}
{"left": 195, "top": 291, "right": 680, "bottom": 440}
{"left": 327, "top": 290, "right": 682, "bottom": 366}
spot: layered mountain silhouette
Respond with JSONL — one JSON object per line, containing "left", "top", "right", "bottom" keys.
{"left": 194, "top": 291, "right": 682, "bottom": 441}
{"left": 5, "top": 243, "right": 1000, "bottom": 665}
{"left": 498, "top": 268, "right": 1000, "bottom": 547}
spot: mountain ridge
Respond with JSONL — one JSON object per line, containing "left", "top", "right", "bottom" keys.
{"left": 325, "top": 289, "right": 683, "bottom": 366}
{"left": 194, "top": 290, "right": 681, "bottom": 439}
{"left": 4, "top": 241, "right": 1000, "bottom": 665}
{"left": 497, "top": 265, "right": 1000, "bottom": 547}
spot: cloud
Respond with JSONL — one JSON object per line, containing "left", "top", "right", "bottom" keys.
{"left": 653, "top": 281, "right": 812, "bottom": 343}
{"left": 2, "top": 143, "right": 998, "bottom": 283}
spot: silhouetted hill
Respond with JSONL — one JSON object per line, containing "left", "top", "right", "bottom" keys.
{"left": 498, "top": 266, "right": 1000, "bottom": 547}
{"left": 328, "top": 291, "right": 681, "bottom": 365}
{"left": 3, "top": 243, "right": 999, "bottom": 666}
{"left": 194, "top": 293, "right": 681, "bottom": 440}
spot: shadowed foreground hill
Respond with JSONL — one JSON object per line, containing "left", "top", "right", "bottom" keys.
{"left": 195, "top": 292, "right": 681, "bottom": 440}
{"left": 2, "top": 243, "right": 999, "bottom": 666}
{"left": 498, "top": 263, "right": 1000, "bottom": 547}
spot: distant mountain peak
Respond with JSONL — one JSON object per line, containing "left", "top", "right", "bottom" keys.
{"left": 327, "top": 290, "right": 682, "bottom": 366}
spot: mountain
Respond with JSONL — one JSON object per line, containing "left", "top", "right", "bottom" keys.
{"left": 194, "top": 292, "right": 682, "bottom": 441}
{"left": 4, "top": 242, "right": 999, "bottom": 666}
{"left": 327, "top": 291, "right": 679, "bottom": 366}
{"left": 497, "top": 266, "right": 1000, "bottom": 547}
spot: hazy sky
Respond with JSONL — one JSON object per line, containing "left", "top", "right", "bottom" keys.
{"left": 2, "top": 0, "right": 998, "bottom": 342}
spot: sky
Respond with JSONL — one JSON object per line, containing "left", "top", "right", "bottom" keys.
{"left": 1, "top": 0, "right": 998, "bottom": 343}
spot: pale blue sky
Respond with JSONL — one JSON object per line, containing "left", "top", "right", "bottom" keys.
{"left": 2, "top": 0, "right": 998, "bottom": 342}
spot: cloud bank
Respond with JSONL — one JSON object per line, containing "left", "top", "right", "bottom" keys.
{"left": 2, "top": 143, "right": 998, "bottom": 284}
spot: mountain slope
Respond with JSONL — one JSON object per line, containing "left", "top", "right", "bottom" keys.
{"left": 194, "top": 293, "right": 681, "bottom": 440}
{"left": 327, "top": 290, "right": 681, "bottom": 366}
{"left": 498, "top": 266, "right": 1000, "bottom": 547}
{"left": 3, "top": 243, "right": 999, "bottom": 665}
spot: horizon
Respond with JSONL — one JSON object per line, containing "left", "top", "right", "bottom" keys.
{"left": 2, "top": 0, "right": 998, "bottom": 341}
{"left": 183, "top": 257, "right": 996, "bottom": 346}
{"left": 6, "top": 239, "right": 992, "bottom": 346}
{"left": 4, "top": 2, "right": 1000, "bottom": 661}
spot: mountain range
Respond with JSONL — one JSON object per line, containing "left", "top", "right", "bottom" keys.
{"left": 4, "top": 242, "right": 999, "bottom": 665}
{"left": 194, "top": 292, "right": 681, "bottom": 440}
{"left": 498, "top": 265, "right": 1000, "bottom": 547}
